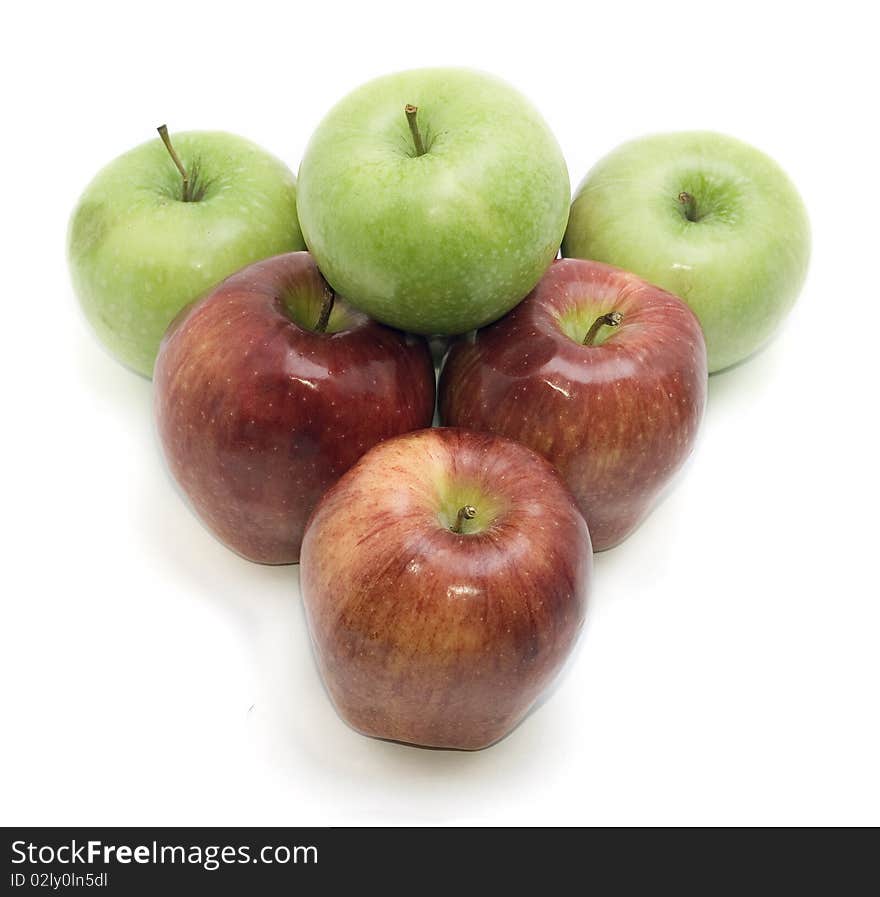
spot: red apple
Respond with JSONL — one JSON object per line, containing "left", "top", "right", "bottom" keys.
{"left": 300, "top": 427, "right": 591, "bottom": 750}
{"left": 439, "top": 259, "right": 707, "bottom": 550}
{"left": 154, "top": 252, "right": 435, "bottom": 564}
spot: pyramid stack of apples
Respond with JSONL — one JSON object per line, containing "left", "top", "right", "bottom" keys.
{"left": 68, "top": 68, "right": 810, "bottom": 750}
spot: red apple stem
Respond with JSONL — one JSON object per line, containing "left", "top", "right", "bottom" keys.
{"left": 678, "top": 191, "right": 698, "bottom": 222}
{"left": 583, "top": 311, "right": 623, "bottom": 346}
{"left": 451, "top": 505, "right": 477, "bottom": 534}
{"left": 157, "top": 125, "right": 191, "bottom": 202}
{"left": 405, "top": 105, "right": 427, "bottom": 157}
{"left": 315, "top": 291, "right": 336, "bottom": 333}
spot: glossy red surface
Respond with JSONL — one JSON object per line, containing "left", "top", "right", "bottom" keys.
{"left": 154, "top": 252, "right": 436, "bottom": 564}
{"left": 300, "top": 427, "right": 591, "bottom": 750}
{"left": 440, "top": 259, "right": 708, "bottom": 550}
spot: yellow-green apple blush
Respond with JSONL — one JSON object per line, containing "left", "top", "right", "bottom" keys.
{"left": 562, "top": 132, "right": 810, "bottom": 372}
{"left": 68, "top": 127, "right": 305, "bottom": 377}
{"left": 296, "top": 68, "right": 570, "bottom": 335}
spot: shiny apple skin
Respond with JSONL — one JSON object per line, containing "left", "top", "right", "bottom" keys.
{"left": 439, "top": 259, "right": 707, "bottom": 551}
{"left": 154, "top": 252, "right": 436, "bottom": 564}
{"left": 300, "top": 428, "right": 591, "bottom": 750}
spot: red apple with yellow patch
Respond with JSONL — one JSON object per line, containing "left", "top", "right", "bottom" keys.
{"left": 440, "top": 259, "right": 707, "bottom": 550}
{"left": 300, "top": 427, "right": 591, "bottom": 750}
{"left": 154, "top": 251, "right": 436, "bottom": 564}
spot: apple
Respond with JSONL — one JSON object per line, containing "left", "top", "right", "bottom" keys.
{"left": 300, "top": 427, "right": 591, "bottom": 750}
{"left": 561, "top": 131, "right": 810, "bottom": 372}
{"left": 296, "top": 68, "right": 570, "bottom": 336}
{"left": 439, "top": 259, "right": 707, "bottom": 551}
{"left": 153, "top": 252, "right": 436, "bottom": 565}
{"left": 68, "top": 127, "right": 306, "bottom": 377}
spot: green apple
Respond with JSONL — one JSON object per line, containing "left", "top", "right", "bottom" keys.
{"left": 296, "top": 68, "right": 570, "bottom": 335}
{"left": 562, "top": 132, "right": 810, "bottom": 372}
{"left": 68, "top": 129, "right": 305, "bottom": 376}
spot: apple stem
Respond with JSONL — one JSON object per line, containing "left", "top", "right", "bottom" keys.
{"left": 157, "top": 125, "right": 191, "bottom": 202}
{"left": 678, "top": 191, "right": 698, "bottom": 222}
{"left": 583, "top": 311, "right": 623, "bottom": 346}
{"left": 405, "top": 105, "right": 427, "bottom": 157}
{"left": 315, "top": 291, "right": 336, "bottom": 333}
{"left": 451, "top": 505, "right": 477, "bottom": 534}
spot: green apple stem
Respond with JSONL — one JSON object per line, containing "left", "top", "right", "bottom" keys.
{"left": 451, "top": 505, "right": 477, "bottom": 534}
{"left": 157, "top": 125, "right": 191, "bottom": 202}
{"left": 315, "top": 291, "right": 336, "bottom": 333}
{"left": 583, "top": 311, "right": 623, "bottom": 346}
{"left": 405, "top": 105, "right": 427, "bottom": 157}
{"left": 678, "top": 191, "right": 698, "bottom": 222}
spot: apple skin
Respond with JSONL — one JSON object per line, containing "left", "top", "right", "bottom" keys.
{"left": 296, "top": 68, "right": 570, "bottom": 336}
{"left": 154, "top": 252, "right": 435, "bottom": 565}
{"left": 68, "top": 131, "right": 305, "bottom": 377}
{"left": 439, "top": 259, "right": 708, "bottom": 551}
{"left": 300, "top": 427, "right": 591, "bottom": 750}
{"left": 561, "top": 131, "right": 810, "bottom": 372}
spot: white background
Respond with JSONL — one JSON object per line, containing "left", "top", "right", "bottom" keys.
{"left": 3, "top": 0, "right": 878, "bottom": 826}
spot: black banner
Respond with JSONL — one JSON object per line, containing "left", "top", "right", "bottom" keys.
{"left": 2, "top": 827, "right": 870, "bottom": 893}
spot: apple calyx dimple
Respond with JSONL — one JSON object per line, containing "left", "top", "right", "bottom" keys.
{"left": 583, "top": 311, "right": 623, "bottom": 346}
{"left": 450, "top": 504, "right": 477, "bottom": 534}
{"left": 404, "top": 104, "right": 427, "bottom": 157}
{"left": 678, "top": 190, "right": 698, "bottom": 222}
